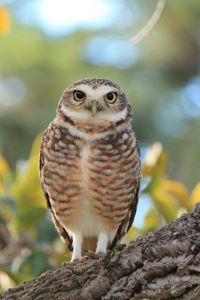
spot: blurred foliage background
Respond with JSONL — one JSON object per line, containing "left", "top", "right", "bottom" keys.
{"left": 0, "top": 0, "right": 200, "bottom": 292}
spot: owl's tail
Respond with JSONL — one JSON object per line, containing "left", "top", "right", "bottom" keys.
{"left": 82, "top": 237, "right": 97, "bottom": 251}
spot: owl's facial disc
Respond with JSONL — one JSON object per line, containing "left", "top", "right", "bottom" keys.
{"left": 72, "top": 84, "right": 120, "bottom": 116}
{"left": 58, "top": 80, "right": 129, "bottom": 123}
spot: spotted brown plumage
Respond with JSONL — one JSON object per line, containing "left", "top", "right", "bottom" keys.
{"left": 39, "top": 78, "right": 141, "bottom": 261}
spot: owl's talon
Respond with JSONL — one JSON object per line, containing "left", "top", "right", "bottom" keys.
{"left": 108, "top": 249, "right": 115, "bottom": 258}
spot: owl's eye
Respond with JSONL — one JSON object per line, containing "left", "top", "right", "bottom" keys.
{"left": 73, "top": 90, "right": 86, "bottom": 101}
{"left": 104, "top": 92, "right": 117, "bottom": 104}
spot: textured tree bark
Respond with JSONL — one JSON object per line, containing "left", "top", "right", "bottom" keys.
{"left": 1, "top": 204, "right": 200, "bottom": 300}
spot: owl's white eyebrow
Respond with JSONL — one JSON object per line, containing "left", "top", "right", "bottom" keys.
{"left": 68, "top": 84, "right": 118, "bottom": 98}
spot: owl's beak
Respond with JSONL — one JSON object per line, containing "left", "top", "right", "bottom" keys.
{"left": 91, "top": 100, "right": 97, "bottom": 117}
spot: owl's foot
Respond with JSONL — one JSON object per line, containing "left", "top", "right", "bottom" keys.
{"left": 71, "top": 233, "right": 82, "bottom": 262}
{"left": 96, "top": 232, "right": 109, "bottom": 254}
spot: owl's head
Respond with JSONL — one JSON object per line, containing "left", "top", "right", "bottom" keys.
{"left": 57, "top": 78, "right": 131, "bottom": 123}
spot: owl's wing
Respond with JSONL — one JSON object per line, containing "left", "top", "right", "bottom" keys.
{"left": 110, "top": 143, "right": 141, "bottom": 249}
{"left": 110, "top": 182, "right": 140, "bottom": 248}
{"left": 39, "top": 126, "right": 73, "bottom": 251}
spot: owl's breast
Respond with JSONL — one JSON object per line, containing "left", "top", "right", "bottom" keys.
{"left": 41, "top": 124, "right": 140, "bottom": 236}
{"left": 42, "top": 126, "right": 108, "bottom": 236}
{"left": 87, "top": 130, "right": 140, "bottom": 230}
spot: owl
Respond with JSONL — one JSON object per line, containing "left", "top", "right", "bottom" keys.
{"left": 39, "top": 78, "right": 141, "bottom": 261}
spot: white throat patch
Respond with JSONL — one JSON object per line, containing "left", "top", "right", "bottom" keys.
{"left": 60, "top": 106, "right": 128, "bottom": 123}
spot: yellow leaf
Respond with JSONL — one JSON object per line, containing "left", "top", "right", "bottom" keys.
{"left": 123, "top": 226, "right": 140, "bottom": 243}
{"left": 164, "top": 179, "right": 191, "bottom": 210}
{"left": 53, "top": 251, "right": 71, "bottom": 264}
{"left": 0, "top": 6, "right": 10, "bottom": 35}
{"left": 190, "top": 182, "right": 200, "bottom": 206}
{"left": 0, "top": 271, "right": 15, "bottom": 291}
{"left": 151, "top": 178, "right": 177, "bottom": 222}
{"left": 142, "top": 143, "right": 168, "bottom": 177}
{"left": 0, "top": 154, "right": 11, "bottom": 178}
{"left": 142, "top": 207, "right": 161, "bottom": 234}
{"left": 29, "top": 133, "right": 42, "bottom": 160}
{"left": 177, "top": 208, "right": 187, "bottom": 218}
{"left": 0, "top": 154, "right": 11, "bottom": 193}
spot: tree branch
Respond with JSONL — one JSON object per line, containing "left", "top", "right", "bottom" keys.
{"left": 131, "top": 0, "right": 167, "bottom": 44}
{"left": 1, "top": 203, "right": 200, "bottom": 300}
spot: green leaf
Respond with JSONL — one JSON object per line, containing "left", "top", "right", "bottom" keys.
{"left": 11, "top": 135, "right": 45, "bottom": 231}
{"left": 14, "top": 249, "right": 51, "bottom": 277}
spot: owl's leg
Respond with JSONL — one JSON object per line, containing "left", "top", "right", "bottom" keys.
{"left": 71, "top": 233, "right": 83, "bottom": 262}
{"left": 96, "top": 232, "right": 109, "bottom": 254}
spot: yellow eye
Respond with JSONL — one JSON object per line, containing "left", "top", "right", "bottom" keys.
{"left": 73, "top": 90, "right": 86, "bottom": 101}
{"left": 104, "top": 92, "right": 117, "bottom": 104}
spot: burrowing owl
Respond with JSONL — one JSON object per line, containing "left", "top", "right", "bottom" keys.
{"left": 39, "top": 78, "right": 141, "bottom": 261}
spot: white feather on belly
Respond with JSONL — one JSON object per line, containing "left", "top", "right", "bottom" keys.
{"left": 69, "top": 142, "right": 104, "bottom": 237}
